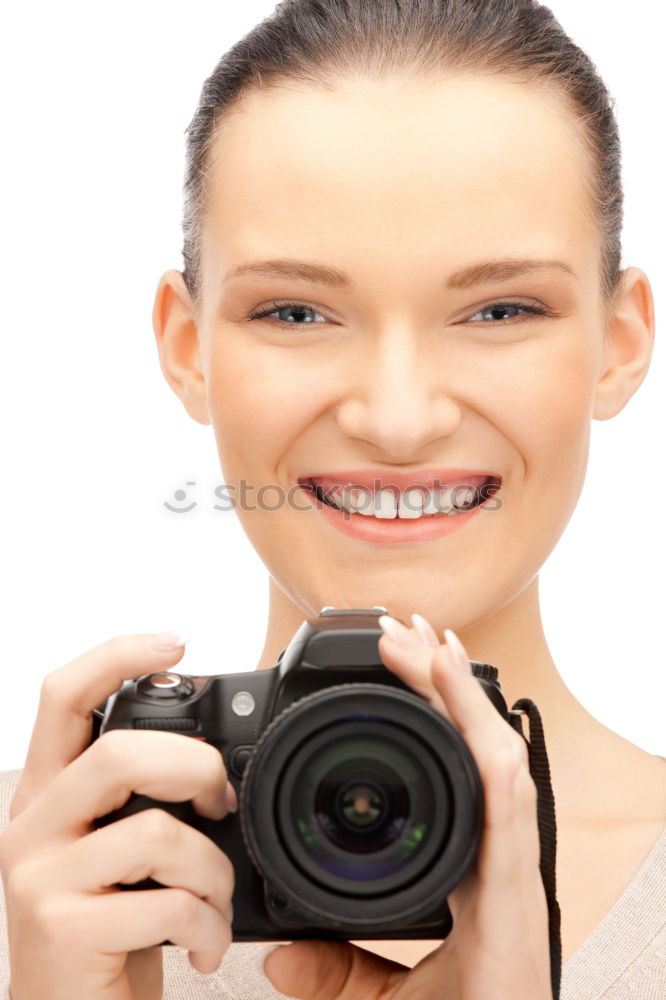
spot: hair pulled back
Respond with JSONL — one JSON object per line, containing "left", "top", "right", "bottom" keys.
{"left": 181, "top": 0, "right": 623, "bottom": 309}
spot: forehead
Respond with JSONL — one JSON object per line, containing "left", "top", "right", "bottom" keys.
{"left": 201, "top": 75, "right": 597, "bottom": 283}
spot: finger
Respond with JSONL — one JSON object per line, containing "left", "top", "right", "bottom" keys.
{"left": 446, "top": 747, "right": 518, "bottom": 928}
{"left": 17, "top": 633, "right": 189, "bottom": 804}
{"left": 263, "top": 940, "right": 406, "bottom": 1000}
{"left": 475, "top": 748, "right": 525, "bottom": 889}
{"left": 6, "top": 729, "right": 234, "bottom": 857}
{"left": 512, "top": 764, "right": 543, "bottom": 883}
{"left": 32, "top": 808, "right": 235, "bottom": 918}
{"left": 429, "top": 635, "right": 527, "bottom": 776}
{"left": 410, "top": 612, "right": 441, "bottom": 649}
{"left": 449, "top": 747, "right": 548, "bottom": 969}
{"left": 377, "top": 619, "right": 452, "bottom": 722}
{"left": 73, "top": 888, "right": 232, "bottom": 975}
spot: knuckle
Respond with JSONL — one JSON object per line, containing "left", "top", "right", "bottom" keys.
{"left": 215, "top": 916, "right": 233, "bottom": 953}
{"left": 510, "top": 734, "right": 530, "bottom": 768}
{"left": 140, "top": 807, "right": 181, "bottom": 845}
{"left": 5, "top": 858, "right": 44, "bottom": 908}
{"left": 50, "top": 896, "right": 93, "bottom": 943}
{"left": 169, "top": 887, "right": 201, "bottom": 927}
{"left": 205, "top": 908, "right": 231, "bottom": 956}
{"left": 516, "top": 766, "right": 539, "bottom": 804}
{"left": 39, "top": 668, "right": 67, "bottom": 707}
{"left": 216, "top": 850, "right": 235, "bottom": 895}
{"left": 200, "top": 738, "right": 225, "bottom": 769}
{"left": 40, "top": 634, "right": 136, "bottom": 705}
{"left": 204, "top": 743, "right": 228, "bottom": 784}
{"left": 32, "top": 892, "right": 75, "bottom": 938}
{"left": 93, "top": 727, "right": 134, "bottom": 767}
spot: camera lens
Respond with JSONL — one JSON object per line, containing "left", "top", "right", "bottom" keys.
{"left": 278, "top": 721, "right": 447, "bottom": 894}
{"left": 308, "top": 739, "right": 410, "bottom": 857}
{"left": 336, "top": 779, "right": 387, "bottom": 833}
{"left": 240, "top": 684, "right": 484, "bottom": 925}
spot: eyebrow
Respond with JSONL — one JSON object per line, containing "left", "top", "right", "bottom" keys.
{"left": 224, "top": 257, "right": 577, "bottom": 289}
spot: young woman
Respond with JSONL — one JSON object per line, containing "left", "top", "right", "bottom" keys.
{"left": 1, "top": 1, "right": 663, "bottom": 998}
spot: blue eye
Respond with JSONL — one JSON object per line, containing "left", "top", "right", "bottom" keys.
{"left": 468, "top": 302, "right": 548, "bottom": 323}
{"left": 248, "top": 302, "right": 328, "bottom": 326}
{"left": 247, "top": 299, "right": 550, "bottom": 328}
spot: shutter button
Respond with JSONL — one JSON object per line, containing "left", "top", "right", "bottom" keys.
{"left": 137, "top": 672, "right": 195, "bottom": 699}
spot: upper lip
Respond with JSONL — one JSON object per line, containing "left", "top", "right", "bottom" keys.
{"left": 299, "top": 468, "right": 502, "bottom": 492}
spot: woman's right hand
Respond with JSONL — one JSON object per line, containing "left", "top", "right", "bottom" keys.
{"left": 0, "top": 633, "right": 237, "bottom": 1000}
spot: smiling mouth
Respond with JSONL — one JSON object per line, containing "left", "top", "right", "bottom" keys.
{"left": 299, "top": 475, "right": 502, "bottom": 519}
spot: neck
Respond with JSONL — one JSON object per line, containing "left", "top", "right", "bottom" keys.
{"left": 255, "top": 576, "right": 659, "bottom": 827}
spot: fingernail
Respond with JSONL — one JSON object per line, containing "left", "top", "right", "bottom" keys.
{"left": 256, "top": 943, "right": 284, "bottom": 979}
{"left": 152, "top": 632, "right": 191, "bottom": 652}
{"left": 443, "top": 628, "right": 471, "bottom": 675}
{"left": 378, "top": 614, "right": 421, "bottom": 650}
{"left": 410, "top": 613, "right": 440, "bottom": 649}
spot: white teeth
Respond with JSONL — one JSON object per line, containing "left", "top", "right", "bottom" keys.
{"left": 398, "top": 488, "right": 426, "bottom": 519}
{"left": 318, "top": 481, "right": 483, "bottom": 518}
{"left": 375, "top": 488, "right": 398, "bottom": 519}
{"left": 355, "top": 499, "right": 376, "bottom": 517}
{"left": 439, "top": 487, "right": 456, "bottom": 514}
{"left": 422, "top": 489, "right": 440, "bottom": 515}
{"left": 348, "top": 487, "right": 372, "bottom": 514}
{"left": 453, "top": 487, "right": 476, "bottom": 509}
{"left": 341, "top": 486, "right": 364, "bottom": 514}
{"left": 422, "top": 487, "right": 455, "bottom": 514}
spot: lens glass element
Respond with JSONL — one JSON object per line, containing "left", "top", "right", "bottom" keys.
{"left": 279, "top": 721, "right": 450, "bottom": 893}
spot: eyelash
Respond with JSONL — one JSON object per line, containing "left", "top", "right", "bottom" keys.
{"left": 247, "top": 299, "right": 551, "bottom": 328}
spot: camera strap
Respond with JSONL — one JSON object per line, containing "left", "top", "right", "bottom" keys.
{"left": 509, "top": 698, "right": 562, "bottom": 1000}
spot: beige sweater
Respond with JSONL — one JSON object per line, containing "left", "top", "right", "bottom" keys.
{"left": 1, "top": 767, "right": 664, "bottom": 999}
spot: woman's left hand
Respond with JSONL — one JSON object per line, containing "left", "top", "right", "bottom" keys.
{"left": 261, "top": 613, "right": 553, "bottom": 1000}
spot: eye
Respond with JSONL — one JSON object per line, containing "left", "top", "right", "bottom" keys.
{"left": 465, "top": 301, "right": 550, "bottom": 324}
{"left": 247, "top": 298, "right": 551, "bottom": 329}
{"left": 247, "top": 301, "right": 329, "bottom": 327}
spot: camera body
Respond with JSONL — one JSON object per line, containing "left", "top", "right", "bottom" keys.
{"left": 94, "top": 607, "right": 523, "bottom": 941}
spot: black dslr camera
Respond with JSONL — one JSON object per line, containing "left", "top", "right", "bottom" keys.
{"left": 93, "top": 607, "right": 527, "bottom": 942}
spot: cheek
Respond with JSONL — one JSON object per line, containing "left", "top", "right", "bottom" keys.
{"left": 205, "top": 340, "right": 318, "bottom": 473}
{"left": 488, "top": 333, "right": 599, "bottom": 506}
{"left": 530, "top": 338, "right": 596, "bottom": 443}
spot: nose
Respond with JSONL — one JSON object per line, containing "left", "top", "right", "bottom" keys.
{"left": 335, "top": 328, "right": 463, "bottom": 459}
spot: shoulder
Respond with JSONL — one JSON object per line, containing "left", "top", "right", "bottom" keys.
{"left": 561, "top": 824, "right": 665, "bottom": 1000}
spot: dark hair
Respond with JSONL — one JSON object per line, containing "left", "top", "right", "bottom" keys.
{"left": 181, "top": 0, "right": 623, "bottom": 310}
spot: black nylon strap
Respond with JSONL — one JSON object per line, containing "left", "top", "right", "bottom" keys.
{"left": 509, "top": 698, "right": 562, "bottom": 1000}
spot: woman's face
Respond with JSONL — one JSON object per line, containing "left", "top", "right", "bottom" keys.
{"left": 160, "top": 75, "right": 643, "bottom": 629}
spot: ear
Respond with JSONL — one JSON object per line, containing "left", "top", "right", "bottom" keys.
{"left": 593, "top": 267, "right": 655, "bottom": 421}
{"left": 152, "top": 269, "right": 211, "bottom": 426}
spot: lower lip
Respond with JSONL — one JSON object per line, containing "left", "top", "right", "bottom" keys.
{"left": 298, "top": 486, "right": 489, "bottom": 544}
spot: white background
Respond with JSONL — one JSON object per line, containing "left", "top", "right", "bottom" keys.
{"left": 0, "top": 1, "right": 663, "bottom": 771}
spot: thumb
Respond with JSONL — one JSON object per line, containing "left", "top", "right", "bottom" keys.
{"left": 262, "top": 940, "right": 407, "bottom": 999}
